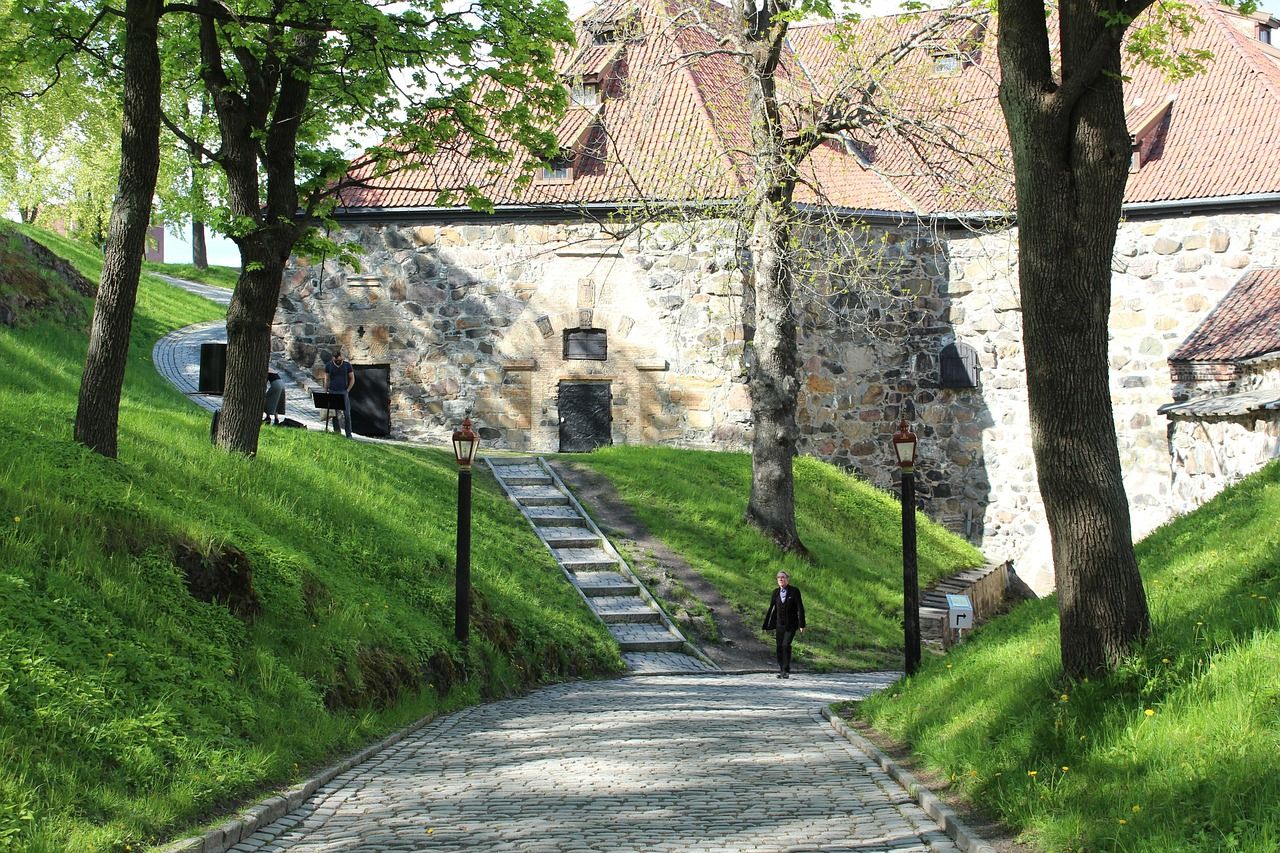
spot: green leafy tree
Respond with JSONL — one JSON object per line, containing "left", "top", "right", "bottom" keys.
{"left": 996, "top": 0, "right": 1223, "bottom": 675}
{"left": 10, "top": 0, "right": 572, "bottom": 457}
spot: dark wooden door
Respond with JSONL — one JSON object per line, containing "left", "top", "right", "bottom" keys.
{"left": 558, "top": 381, "right": 612, "bottom": 452}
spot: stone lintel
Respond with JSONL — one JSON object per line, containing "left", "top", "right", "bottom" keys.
{"left": 636, "top": 359, "right": 669, "bottom": 371}
{"left": 502, "top": 359, "right": 538, "bottom": 371}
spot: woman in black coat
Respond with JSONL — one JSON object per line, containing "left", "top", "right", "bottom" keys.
{"left": 763, "top": 571, "right": 805, "bottom": 678}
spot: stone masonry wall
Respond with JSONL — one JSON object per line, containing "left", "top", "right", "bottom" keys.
{"left": 277, "top": 207, "right": 1280, "bottom": 596}
{"left": 278, "top": 219, "right": 753, "bottom": 450}
{"left": 1167, "top": 360, "right": 1280, "bottom": 512}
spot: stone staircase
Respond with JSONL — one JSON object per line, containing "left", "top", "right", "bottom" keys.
{"left": 486, "top": 456, "right": 717, "bottom": 674}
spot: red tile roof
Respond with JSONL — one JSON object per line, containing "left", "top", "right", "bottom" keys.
{"left": 337, "top": 0, "right": 1280, "bottom": 215}
{"left": 1170, "top": 268, "right": 1280, "bottom": 363}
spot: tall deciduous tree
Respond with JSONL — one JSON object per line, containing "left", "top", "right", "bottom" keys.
{"left": 74, "top": 0, "right": 163, "bottom": 457}
{"left": 996, "top": 0, "right": 1213, "bottom": 675}
{"left": 13, "top": 0, "right": 571, "bottom": 458}
{"left": 162, "top": 0, "right": 573, "bottom": 455}
{"left": 636, "top": 0, "right": 991, "bottom": 552}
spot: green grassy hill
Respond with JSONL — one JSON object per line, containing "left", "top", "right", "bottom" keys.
{"left": 854, "top": 463, "right": 1280, "bottom": 851}
{"left": 570, "top": 447, "right": 985, "bottom": 670}
{"left": 0, "top": 224, "right": 621, "bottom": 851}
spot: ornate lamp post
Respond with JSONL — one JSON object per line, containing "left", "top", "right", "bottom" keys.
{"left": 452, "top": 417, "right": 480, "bottom": 643}
{"left": 892, "top": 419, "right": 921, "bottom": 675}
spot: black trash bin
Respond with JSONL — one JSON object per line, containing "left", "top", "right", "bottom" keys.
{"left": 198, "top": 342, "right": 227, "bottom": 395}
{"left": 350, "top": 363, "right": 391, "bottom": 437}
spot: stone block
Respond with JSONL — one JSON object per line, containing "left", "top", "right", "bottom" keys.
{"left": 1182, "top": 234, "right": 1207, "bottom": 251}
{"left": 1224, "top": 252, "right": 1251, "bottom": 269}
{"left": 806, "top": 374, "right": 836, "bottom": 394}
{"left": 1153, "top": 237, "right": 1181, "bottom": 254}
{"left": 1175, "top": 253, "right": 1206, "bottom": 272}
{"left": 687, "top": 410, "right": 714, "bottom": 429}
{"left": 1210, "top": 229, "right": 1230, "bottom": 252}
{"left": 1183, "top": 293, "right": 1210, "bottom": 312}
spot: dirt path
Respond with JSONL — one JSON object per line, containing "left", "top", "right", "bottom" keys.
{"left": 551, "top": 460, "right": 775, "bottom": 671}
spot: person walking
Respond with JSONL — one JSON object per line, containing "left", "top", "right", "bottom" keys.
{"left": 264, "top": 367, "right": 285, "bottom": 425}
{"left": 763, "top": 570, "right": 805, "bottom": 678}
{"left": 324, "top": 348, "right": 356, "bottom": 438}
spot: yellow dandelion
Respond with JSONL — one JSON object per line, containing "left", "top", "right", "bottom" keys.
{"left": 1080, "top": 735, "right": 1088, "bottom": 741}
{"left": 1061, "top": 766, "right": 1069, "bottom": 773}
{"left": 12, "top": 516, "right": 19, "bottom": 523}
{"left": 1162, "top": 658, "right": 1170, "bottom": 664}
{"left": 1132, "top": 805, "right": 1142, "bottom": 814}
{"left": 1144, "top": 708, "right": 1155, "bottom": 717}
{"left": 1027, "top": 770, "right": 1038, "bottom": 777}
{"left": 1059, "top": 693, "right": 1069, "bottom": 702}
{"left": 1119, "top": 819, "right": 1128, "bottom": 826}
{"left": 968, "top": 770, "right": 978, "bottom": 777}
{"left": 946, "top": 663, "right": 952, "bottom": 669}
{"left": 106, "top": 652, "right": 114, "bottom": 658}
{"left": 427, "top": 828, "right": 434, "bottom": 835}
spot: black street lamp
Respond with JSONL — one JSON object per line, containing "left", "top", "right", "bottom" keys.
{"left": 452, "top": 417, "right": 480, "bottom": 643}
{"left": 893, "top": 419, "right": 921, "bottom": 676}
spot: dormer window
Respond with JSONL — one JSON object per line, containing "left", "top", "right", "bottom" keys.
{"left": 932, "top": 52, "right": 964, "bottom": 76}
{"left": 537, "top": 155, "right": 575, "bottom": 184}
{"left": 1259, "top": 23, "right": 1273, "bottom": 44}
{"left": 570, "top": 82, "right": 601, "bottom": 107}
{"left": 593, "top": 26, "right": 620, "bottom": 45}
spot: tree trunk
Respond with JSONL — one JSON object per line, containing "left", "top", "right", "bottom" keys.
{"left": 216, "top": 239, "right": 288, "bottom": 455}
{"left": 998, "top": 0, "right": 1150, "bottom": 677}
{"left": 191, "top": 219, "right": 208, "bottom": 270}
{"left": 740, "top": 9, "right": 806, "bottom": 555}
{"left": 73, "top": 0, "right": 162, "bottom": 458}
{"left": 745, "top": 194, "right": 806, "bottom": 554}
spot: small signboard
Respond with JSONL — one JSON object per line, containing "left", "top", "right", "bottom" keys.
{"left": 946, "top": 594, "right": 974, "bottom": 630}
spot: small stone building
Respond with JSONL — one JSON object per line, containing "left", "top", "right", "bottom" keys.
{"left": 279, "top": 0, "right": 1280, "bottom": 593}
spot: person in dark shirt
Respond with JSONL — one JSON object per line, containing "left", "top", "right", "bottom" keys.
{"left": 763, "top": 571, "right": 805, "bottom": 678}
{"left": 323, "top": 348, "right": 356, "bottom": 438}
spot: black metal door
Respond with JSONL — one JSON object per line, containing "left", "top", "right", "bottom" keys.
{"left": 349, "top": 363, "right": 391, "bottom": 437}
{"left": 558, "top": 381, "right": 612, "bottom": 452}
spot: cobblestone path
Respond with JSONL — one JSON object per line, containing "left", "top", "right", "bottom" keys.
{"left": 232, "top": 673, "right": 963, "bottom": 852}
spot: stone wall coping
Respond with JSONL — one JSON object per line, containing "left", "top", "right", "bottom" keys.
{"left": 636, "top": 359, "right": 669, "bottom": 371}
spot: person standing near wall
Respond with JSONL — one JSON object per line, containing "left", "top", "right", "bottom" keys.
{"left": 763, "top": 571, "right": 805, "bottom": 678}
{"left": 264, "top": 367, "right": 285, "bottom": 425}
{"left": 324, "top": 348, "right": 356, "bottom": 438}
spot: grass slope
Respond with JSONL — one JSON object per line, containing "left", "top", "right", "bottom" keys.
{"left": 569, "top": 446, "right": 985, "bottom": 670}
{"left": 854, "top": 462, "right": 1280, "bottom": 852}
{"left": 0, "top": 225, "right": 620, "bottom": 851}
{"left": 142, "top": 262, "right": 240, "bottom": 290}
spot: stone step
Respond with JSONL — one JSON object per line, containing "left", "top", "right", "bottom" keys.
{"left": 511, "top": 484, "right": 565, "bottom": 502}
{"left": 622, "top": 651, "right": 719, "bottom": 673}
{"left": 592, "top": 596, "right": 662, "bottom": 624}
{"left": 574, "top": 572, "right": 639, "bottom": 597}
{"left": 609, "top": 623, "right": 684, "bottom": 652}
{"left": 555, "top": 547, "right": 619, "bottom": 572}
{"left": 526, "top": 506, "right": 588, "bottom": 527}
{"left": 500, "top": 474, "right": 553, "bottom": 486}
{"left": 541, "top": 529, "right": 601, "bottom": 549}
{"left": 516, "top": 494, "right": 570, "bottom": 507}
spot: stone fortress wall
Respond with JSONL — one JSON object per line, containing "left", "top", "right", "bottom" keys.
{"left": 278, "top": 207, "right": 1280, "bottom": 594}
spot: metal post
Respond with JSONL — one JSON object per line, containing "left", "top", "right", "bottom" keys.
{"left": 455, "top": 465, "right": 472, "bottom": 643}
{"left": 901, "top": 467, "right": 921, "bottom": 675}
